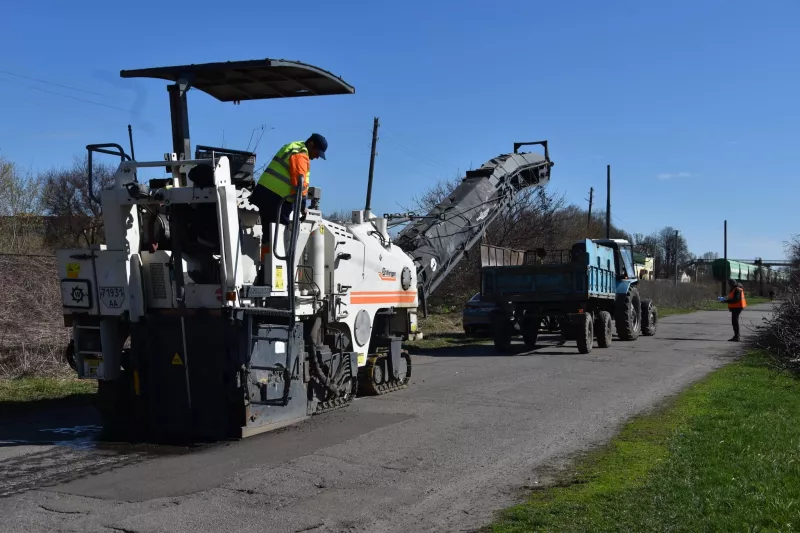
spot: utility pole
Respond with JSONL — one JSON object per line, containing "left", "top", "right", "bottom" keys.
{"left": 606, "top": 165, "right": 611, "bottom": 239}
{"left": 587, "top": 187, "right": 594, "bottom": 231}
{"left": 364, "top": 117, "right": 380, "bottom": 217}
{"left": 722, "top": 220, "right": 728, "bottom": 296}
{"left": 674, "top": 230, "right": 679, "bottom": 287}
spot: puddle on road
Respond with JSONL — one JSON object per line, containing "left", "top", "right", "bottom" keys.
{"left": 1, "top": 423, "right": 217, "bottom": 457}
{"left": 36, "top": 425, "right": 103, "bottom": 450}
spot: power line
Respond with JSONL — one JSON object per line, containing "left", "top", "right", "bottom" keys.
{"left": 0, "top": 69, "right": 107, "bottom": 97}
{"left": 0, "top": 77, "right": 138, "bottom": 114}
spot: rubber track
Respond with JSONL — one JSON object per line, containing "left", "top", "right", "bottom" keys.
{"left": 357, "top": 351, "right": 412, "bottom": 396}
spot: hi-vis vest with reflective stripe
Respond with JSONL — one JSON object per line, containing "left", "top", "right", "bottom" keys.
{"left": 728, "top": 286, "right": 747, "bottom": 309}
{"left": 257, "top": 141, "right": 309, "bottom": 202}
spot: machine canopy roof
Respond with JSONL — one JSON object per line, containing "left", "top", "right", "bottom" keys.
{"left": 120, "top": 58, "right": 354, "bottom": 102}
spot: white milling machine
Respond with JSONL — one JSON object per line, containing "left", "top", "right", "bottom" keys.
{"left": 56, "top": 58, "right": 554, "bottom": 442}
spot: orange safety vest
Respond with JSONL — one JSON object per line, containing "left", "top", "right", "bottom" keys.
{"left": 728, "top": 286, "right": 747, "bottom": 309}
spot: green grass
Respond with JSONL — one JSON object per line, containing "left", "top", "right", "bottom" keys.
{"left": 0, "top": 376, "right": 96, "bottom": 403}
{"left": 490, "top": 351, "right": 800, "bottom": 533}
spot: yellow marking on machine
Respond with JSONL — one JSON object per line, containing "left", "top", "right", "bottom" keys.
{"left": 172, "top": 353, "right": 184, "bottom": 365}
{"left": 275, "top": 265, "right": 285, "bottom": 290}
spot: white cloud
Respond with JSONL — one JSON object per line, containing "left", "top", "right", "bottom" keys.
{"left": 656, "top": 171, "right": 694, "bottom": 180}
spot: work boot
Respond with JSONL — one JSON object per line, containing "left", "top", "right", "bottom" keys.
{"left": 728, "top": 336, "right": 740, "bottom": 342}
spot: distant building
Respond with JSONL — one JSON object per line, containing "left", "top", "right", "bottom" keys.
{"left": 634, "top": 252, "right": 655, "bottom": 280}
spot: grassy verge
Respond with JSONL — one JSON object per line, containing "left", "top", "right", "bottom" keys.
{"left": 0, "top": 376, "right": 96, "bottom": 403}
{"left": 406, "top": 312, "right": 490, "bottom": 351}
{"left": 490, "top": 351, "right": 800, "bottom": 533}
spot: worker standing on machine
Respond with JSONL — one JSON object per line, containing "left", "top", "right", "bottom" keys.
{"left": 719, "top": 278, "right": 747, "bottom": 341}
{"left": 250, "top": 134, "right": 327, "bottom": 286}
{"left": 250, "top": 133, "right": 328, "bottom": 226}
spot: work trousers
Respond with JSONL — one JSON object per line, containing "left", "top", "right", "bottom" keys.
{"left": 730, "top": 308, "right": 742, "bottom": 339}
{"left": 250, "top": 184, "right": 294, "bottom": 226}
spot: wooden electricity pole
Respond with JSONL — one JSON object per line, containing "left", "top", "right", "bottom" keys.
{"left": 722, "top": 220, "right": 728, "bottom": 296}
{"left": 674, "top": 230, "right": 679, "bottom": 287}
{"left": 587, "top": 187, "right": 594, "bottom": 231}
{"left": 606, "top": 165, "right": 611, "bottom": 239}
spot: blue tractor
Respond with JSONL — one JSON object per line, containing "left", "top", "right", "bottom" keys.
{"left": 480, "top": 238, "right": 658, "bottom": 353}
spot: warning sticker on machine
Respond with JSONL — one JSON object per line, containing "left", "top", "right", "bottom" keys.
{"left": 274, "top": 265, "right": 285, "bottom": 290}
{"left": 172, "top": 353, "right": 183, "bottom": 365}
{"left": 100, "top": 286, "right": 126, "bottom": 309}
{"left": 66, "top": 263, "right": 80, "bottom": 279}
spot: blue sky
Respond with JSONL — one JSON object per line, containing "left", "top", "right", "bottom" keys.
{"left": 1, "top": 0, "right": 797, "bottom": 260}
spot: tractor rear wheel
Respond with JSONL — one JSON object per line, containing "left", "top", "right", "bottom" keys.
{"left": 595, "top": 310, "right": 613, "bottom": 348}
{"left": 615, "top": 287, "right": 641, "bottom": 341}
{"left": 576, "top": 313, "right": 594, "bottom": 354}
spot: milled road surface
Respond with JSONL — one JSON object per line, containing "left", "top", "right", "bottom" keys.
{"left": 0, "top": 304, "right": 774, "bottom": 533}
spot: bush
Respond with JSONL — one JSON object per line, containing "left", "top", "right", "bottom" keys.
{"left": 0, "top": 255, "right": 72, "bottom": 378}
{"left": 751, "top": 281, "right": 800, "bottom": 374}
{"left": 637, "top": 280, "right": 719, "bottom": 310}
{"left": 749, "top": 235, "right": 800, "bottom": 373}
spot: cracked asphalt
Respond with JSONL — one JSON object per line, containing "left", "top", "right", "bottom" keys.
{"left": 0, "top": 304, "right": 773, "bottom": 533}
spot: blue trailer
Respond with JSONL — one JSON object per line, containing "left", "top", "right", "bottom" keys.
{"left": 480, "top": 238, "right": 658, "bottom": 353}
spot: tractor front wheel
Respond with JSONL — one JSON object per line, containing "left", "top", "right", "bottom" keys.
{"left": 641, "top": 299, "right": 658, "bottom": 336}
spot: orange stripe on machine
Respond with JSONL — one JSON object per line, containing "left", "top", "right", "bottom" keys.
{"left": 349, "top": 291, "right": 416, "bottom": 304}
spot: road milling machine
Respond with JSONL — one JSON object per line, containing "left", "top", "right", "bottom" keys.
{"left": 56, "top": 58, "right": 555, "bottom": 442}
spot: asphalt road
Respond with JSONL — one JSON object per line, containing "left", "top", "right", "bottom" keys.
{"left": 0, "top": 304, "right": 774, "bottom": 533}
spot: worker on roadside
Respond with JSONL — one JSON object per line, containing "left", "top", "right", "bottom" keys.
{"left": 720, "top": 278, "right": 747, "bottom": 341}
{"left": 250, "top": 133, "right": 327, "bottom": 226}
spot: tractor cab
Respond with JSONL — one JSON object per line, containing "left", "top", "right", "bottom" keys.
{"left": 591, "top": 239, "right": 638, "bottom": 281}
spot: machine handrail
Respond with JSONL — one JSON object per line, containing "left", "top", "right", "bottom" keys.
{"left": 86, "top": 143, "right": 132, "bottom": 206}
{"left": 269, "top": 185, "right": 305, "bottom": 324}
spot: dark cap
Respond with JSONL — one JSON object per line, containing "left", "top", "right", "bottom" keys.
{"left": 307, "top": 133, "right": 327, "bottom": 160}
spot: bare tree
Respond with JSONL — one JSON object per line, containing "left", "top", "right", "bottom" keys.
{"left": 407, "top": 175, "right": 462, "bottom": 215}
{"left": 40, "top": 155, "right": 116, "bottom": 248}
{"left": 323, "top": 208, "right": 356, "bottom": 225}
{"left": 0, "top": 157, "right": 46, "bottom": 253}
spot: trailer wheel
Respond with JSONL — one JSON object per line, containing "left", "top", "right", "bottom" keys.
{"left": 641, "top": 299, "right": 658, "bottom": 336}
{"left": 595, "top": 310, "right": 612, "bottom": 348}
{"left": 491, "top": 312, "right": 513, "bottom": 353}
{"left": 615, "top": 286, "right": 641, "bottom": 341}
{"left": 522, "top": 316, "right": 540, "bottom": 348}
{"left": 576, "top": 313, "right": 594, "bottom": 354}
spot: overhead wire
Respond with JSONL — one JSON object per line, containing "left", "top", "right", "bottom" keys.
{"left": 380, "top": 125, "right": 451, "bottom": 170}
{"left": 0, "top": 75, "right": 139, "bottom": 114}
{"left": 0, "top": 69, "right": 108, "bottom": 97}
